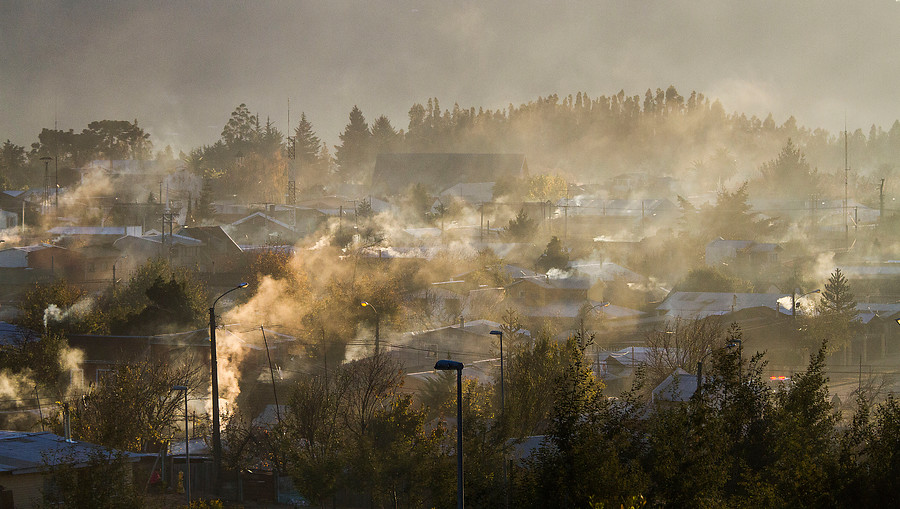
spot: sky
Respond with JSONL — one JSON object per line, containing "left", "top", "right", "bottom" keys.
{"left": 2, "top": 0, "right": 899, "bottom": 153}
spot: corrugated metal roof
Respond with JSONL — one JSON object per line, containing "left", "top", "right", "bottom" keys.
{"left": 0, "top": 432, "right": 141, "bottom": 474}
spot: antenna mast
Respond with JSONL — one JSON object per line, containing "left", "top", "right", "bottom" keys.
{"left": 286, "top": 99, "right": 297, "bottom": 226}
{"left": 844, "top": 118, "right": 849, "bottom": 250}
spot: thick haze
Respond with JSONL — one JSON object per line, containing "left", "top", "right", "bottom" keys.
{"left": 2, "top": 0, "right": 899, "bottom": 152}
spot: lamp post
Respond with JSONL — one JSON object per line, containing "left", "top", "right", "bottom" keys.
{"left": 489, "top": 331, "right": 505, "bottom": 412}
{"left": 209, "top": 282, "right": 248, "bottom": 488}
{"left": 435, "top": 359, "right": 464, "bottom": 509}
{"left": 361, "top": 301, "right": 380, "bottom": 355}
{"left": 171, "top": 385, "right": 190, "bottom": 504}
{"left": 791, "top": 289, "right": 821, "bottom": 319}
{"left": 489, "top": 329, "right": 510, "bottom": 509}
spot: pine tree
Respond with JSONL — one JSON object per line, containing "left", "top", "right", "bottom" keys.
{"left": 335, "top": 105, "right": 372, "bottom": 181}
{"left": 819, "top": 268, "right": 858, "bottom": 319}
{"left": 371, "top": 115, "right": 401, "bottom": 155}
{"left": 293, "top": 112, "right": 321, "bottom": 165}
{"left": 537, "top": 236, "right": 569, "bottom": 272}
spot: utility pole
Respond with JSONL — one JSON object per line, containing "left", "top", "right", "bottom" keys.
{"left": 879, "top": 178, "right": 885, "bottom": 223}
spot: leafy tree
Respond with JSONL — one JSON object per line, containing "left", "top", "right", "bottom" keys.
{"left": 504, "top": 208, "right": 537, "bottom": 241}
{"left": 0, "top": 139, "right": 28, "bottom": 188}
{"left": 221, "top": 103, "right": 258, "bottom": 151}
{"left": 536, "top": 236, "right": 569, "bottom": 272}
{"left": 674, "top": 267, "right": 754, "bottom": 293}
{"left": 282, "top": 372, "right": 348, "bottom": 506}
{"left": 15, "top": 279, "right": 103, "bottom": 335}
{"left": 65, "top": 360, "right": 204, "bottom": 452}
{"left": 526, "top": 174, "right": 567, "bottom": 202}
{"left": 105, "top": 258, "right": 208, "bottom": 335}
{"left": 86, "top": 119, "right": 152, "bottom": 160}
{"left": 41, "top": 448, "right": 145, "bottom": 508}
{"left": 504, "top": 331, "right": 567, "bottom": 437}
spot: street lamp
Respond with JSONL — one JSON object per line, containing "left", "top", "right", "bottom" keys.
{"left": 209, "top": 282, "right": 248, "bottom": 487}
{"left": 361, "top": 301, "right": 380, "bottom": 355}
{"left": 171, "top": 385, "right": 190, "bottom": 504}
{"left": 489, "top": 331, "right": 505, "bottom": 412}
{"left": 435, "top": 359, "right": 464, "bottom": 509}
{"left": 490, "top": 329, "right": 510, "bottom": 509}
{"left": 792, "top": 288, "right": 821, "bottom": 319}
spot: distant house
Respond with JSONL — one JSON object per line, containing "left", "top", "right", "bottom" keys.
{"left": 113, "top": 233, "right": 203, "bottom": 273}
{"left": 394, "top": 319, "right": 512, "bottom": 372}
{"left": 507, "top": 276, "right": 591, "bottom": 307}
{"left": 439, "top": 182, "right": 495, "bottom": 205}
{"left": 48, "top": 226, "right": 142, "bottom": 248}
{"left": 371, "top": 153, "right": 528, "bottom": 196}
{"left": 651, "top": 369, "right": 699, "bottom": 404}
{"left": 0, "top": 191, "right": 41, "bottom": 228}
{"left": 0, "top": 431, "right": 143, "bottom": 509}
{"left": 0, "top": 210, "right": 17, "bottom": 229}
{"left": 705, "top": 238, "right": 782, "bottom": 267}
{"left": 226, "top": 212, "right": 301, "bottom": 247}
{"left": 657, "top": 291, "right": 808, "bottom": 319}
{"left": 178, "top": 226, "right": 244, "bottom": 273}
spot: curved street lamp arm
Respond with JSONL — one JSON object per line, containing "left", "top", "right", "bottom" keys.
{"left": 213, "top": 282, "right": 249, "bottom": 309}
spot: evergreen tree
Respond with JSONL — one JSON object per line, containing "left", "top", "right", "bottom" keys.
{"left": 335, "top": 105, "right": 372, "bottom": 181}
{"left": 293, "top": 112, "right": 321, "bottom": 165}
{"left": 504, "top": 208, "right": 537, "bottom": 241}
{"left": 371, "top": 115, "right": 402, "bottom": 154}
{"left": 819, "top": 268, "right": 858, "bottom": 319}
{"left": 758, "top": 138, "right": 817, "bottom": 197}
{"left": 536, "top": 236, "right": 569, "bottom": 272}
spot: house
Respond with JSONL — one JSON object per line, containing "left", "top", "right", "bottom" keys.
{"left": 0, "top": 210, "right": 17, "bottom": 230}
{"left": 705, "top": 238, "right": 782, "bottom": 267}
{"left": 226, "top": 212, "right": 301, "bottom": 247}
{"left": 438, "top": 182, "right": 495, "bottom": 205}
{"left": 506, "top": 275, "right": 591, "bottom": 307}
{"left": 113, "top": 233, "right": 203, "bottom": 273}
{"left": 0, "top": 191, "right": 42, "bottom": 229}
{"left": 393, "top": 319, "right": 508, "bottom": 372}
{"left": 48, "top": 226, "right": 142, "bottom": 248}
{"left": 651, "top": 369, "right": 699, "bottom": 404}
{"left": 178, "top": 226, "right": 245, "bottom": 273}
{"left": 371, "top": 153, "right": 528, "bottom": 196}
{"left": 656, "top": 292, "right": 809, "bottom": 320}
{"left": 0, "top": 431, "right": 143, "bottom": 509}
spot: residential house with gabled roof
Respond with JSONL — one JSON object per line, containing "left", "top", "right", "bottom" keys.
{"left": 393, "top": 319, "right": 515, "bottom": 373}
{"left": 113, "top": 233, "right": 203, "bottom": 273}
{"left": 656, "top": 292, "right": 798, "bottom": 319}
{"left": 226, "top": 212, "right": 301, "bottom": 247}
{"left": 371, "top": 153, "right": 528, "bottom": 196}
{"left": 178, "top": 225, "right": 244, "bottom": 273}
{"left": 48, "top": 226, "right": 142, "bottom": 248}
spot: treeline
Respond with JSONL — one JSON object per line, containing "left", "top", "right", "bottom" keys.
{"left": 5, "top": 87, "right": 900, "bottom": 200}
